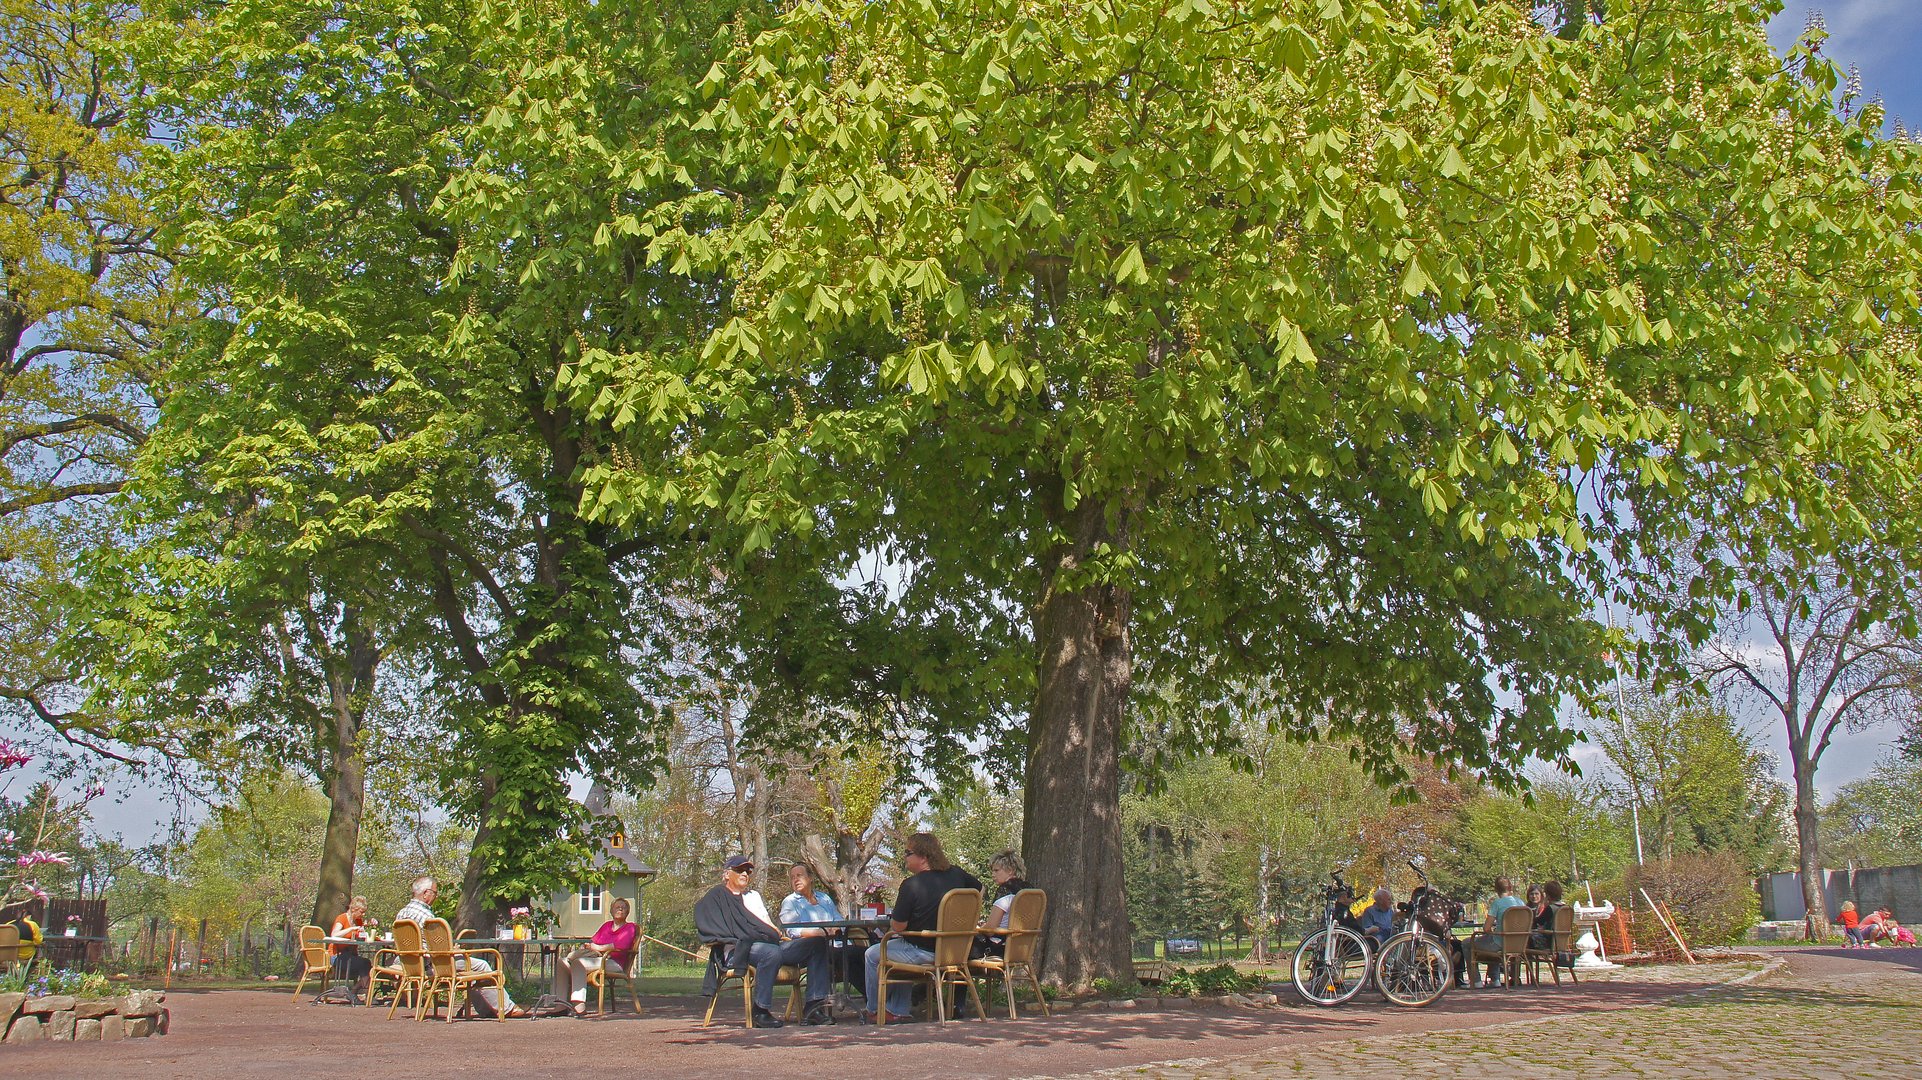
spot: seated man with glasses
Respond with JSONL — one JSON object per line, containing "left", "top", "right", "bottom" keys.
{"left": 694, "top": 855, "right": 833, "bottom": 1027}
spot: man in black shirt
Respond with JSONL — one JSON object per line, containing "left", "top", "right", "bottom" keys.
{"left": 862, "top": 832, "right": 982, "bottom": 1021}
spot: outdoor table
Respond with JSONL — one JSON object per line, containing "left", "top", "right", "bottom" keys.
{"left": 785, "top": 918, "right": 888, "bottom": 1009}
{"left": 456, "top": 937, "right": 592, "bottom": 984}
{"left": 35, "top": 933, "right": 108, "bottom": 968}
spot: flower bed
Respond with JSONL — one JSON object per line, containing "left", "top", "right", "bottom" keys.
{"left": 1, "top": 989, "right": 169, "bottom": 1043}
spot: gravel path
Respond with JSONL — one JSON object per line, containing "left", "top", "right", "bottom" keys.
{"left": 5, "top": 949, "right": 1910, "bottom": 1079}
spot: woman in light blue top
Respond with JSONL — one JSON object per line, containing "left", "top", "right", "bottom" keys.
{"left": 780, "top": 864, "right": 841, "bottom": 935}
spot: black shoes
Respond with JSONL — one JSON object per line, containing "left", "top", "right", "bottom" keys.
{"left": 803, "top": 1001, "right": 836, "bottom": 1025}
{"left": 751, "top": 1007, "right": 785, "bottom": 1028}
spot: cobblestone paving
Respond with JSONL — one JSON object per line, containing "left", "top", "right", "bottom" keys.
{"left": 1083, "top": 951, "right": 1922, "bottom": 1079}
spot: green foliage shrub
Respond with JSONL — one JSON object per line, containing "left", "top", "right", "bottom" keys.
{"left": 1163, "top": 963, "right": 1263, "bottom": 997}
{"left": 1625, "top": 851, "right": 1760, "bottom": 947}
{"left": 1, "top": 966, "right": 115, "bottom": 998}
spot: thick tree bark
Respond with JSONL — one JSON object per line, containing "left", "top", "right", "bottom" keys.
{"left": 310, "top": 607, "right": 378, "bottom": 927}
{"left": 455, "top": 774, "right": 500, "bottom": 933}
{"left": 1792, "top": 750, "right": 1830, "bottom": 941}
{"left": 1022, "top": 494, "right": 1135, "bottom": 990}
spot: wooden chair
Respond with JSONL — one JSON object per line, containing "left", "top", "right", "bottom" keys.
{"left": 969, "top": 889, "right": 1050, "bottom": 1019}
{"left": 588, "top": 931, "right": 644, "bottom": 1016}
{"left": 292, "top": 924, "right": 356, "bottom": 1005}
{"left": 0, "top": 925, "right": 18, "bottom": 973}
{"left": 420, "top": 917, "right": 507, "bottom": 1022}
{"left": 877, "top": 888, "right": 986, "bottom": 1025}
{"left": 382, "top": 920, "right": 430, "bottom": 1020}
{"left": 700, "top": 939, "right": 805, "bottom": 1028}
{"left": 1526, "top": 904, "right": 1580, "bottom": 986}
{"left": 1470, "top": 906, "right": 1536, "bottom": 989}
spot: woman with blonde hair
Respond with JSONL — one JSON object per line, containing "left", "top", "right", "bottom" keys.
{"left": 974, "top": 850, "right": 1031, "bottom": 959}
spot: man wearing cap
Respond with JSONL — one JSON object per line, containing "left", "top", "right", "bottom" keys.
{"left": 693, "top": 855, "right": 833, "bottom": 1027}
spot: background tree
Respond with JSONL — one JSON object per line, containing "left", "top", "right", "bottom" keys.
{"left": 127, "top": 0, "right": 693, "bottom": 930}
{"left": 1696, "top": 553, "right": 1922, "bottom": 936}
{"left": 1820, "top": 753, "right": 1922, "bottom": 868}
{"left": 1588, "top": 687, "right": 1790, "bottom": 871}
{"left": 2, "top": 0, "right": 180, "bottom": 761}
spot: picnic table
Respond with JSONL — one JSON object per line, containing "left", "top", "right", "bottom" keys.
{"left": 327, "top": 935, "right": 594, "bottom": 984}
{"left": 782, "top": 918, "right": 887, "bottom": 1006}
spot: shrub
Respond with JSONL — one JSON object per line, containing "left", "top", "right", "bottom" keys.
{"left": 2, "top": 967, "right": 114, "bottom": 998}
{"left": 1164, "top": 963, "right": 1262, "bottom": 997}
{"left": 1625, "top": 851, "right": 1760, "bottom": 947}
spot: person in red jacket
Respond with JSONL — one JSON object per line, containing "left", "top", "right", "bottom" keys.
{"left": 1838, "top": 901, "right": 1863, "bottom": 947}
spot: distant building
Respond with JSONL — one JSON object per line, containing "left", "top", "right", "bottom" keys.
{"left": 547, "top": 782, "right": 656, "bottom": 937}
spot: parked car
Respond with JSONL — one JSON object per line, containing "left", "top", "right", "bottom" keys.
{"left": 1167, "top": 938, "right": 1201, "bottom": 955}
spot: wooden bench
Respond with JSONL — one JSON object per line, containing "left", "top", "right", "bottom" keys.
{"left": 1133, "top": 959, "right": 1176, "bottom": 1002}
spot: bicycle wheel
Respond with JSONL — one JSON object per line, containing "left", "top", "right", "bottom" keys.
{"left": 1375, "top": 932, "right": 1452, "bottom": 1008}
{"left": 1292, "top": 927, "right": 1370, "bottom": 1006}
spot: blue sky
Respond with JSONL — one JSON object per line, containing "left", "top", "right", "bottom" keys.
{"left": 1770, "top": 1, "right": 1922, "bottom": 130}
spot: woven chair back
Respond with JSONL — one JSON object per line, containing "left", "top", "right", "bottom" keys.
{"left": 1498, "top": 905, "right": 1534, "bottom": 952}
{"left": 392, "top": 920, "right": 427, "bottom": 978}
{"left": 1002, "top": 889, "right": 1048, "bottom": 966}
{"left": 298, "top": 924, "right": 331, "bottom": 971}
{"left": 933, "top": 888, "right": 983, "bottom": 968}
{"left": 421, "top": 918, "right": 461, "bottom": 971}
{"left": 1551, "top": 904, "right": 1575, "bottom": 950}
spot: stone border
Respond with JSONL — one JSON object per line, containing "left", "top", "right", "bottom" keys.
{"left": 0, "top": 990, "right": 169, "bottom": 1044}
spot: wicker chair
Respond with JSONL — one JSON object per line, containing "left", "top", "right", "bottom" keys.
{"left": 383, "top": 920, "right": 430, "bottom": 1020}
{"left": 1525, "top": 904, "right": 1580, "bottom": 986}
{"left": 420, "top": 917, "right": 507, "bottom": 1022}
{"left": 876, "top": 888, "right": 986, "bottom": 1025}
{"left": 587, "top": 932, "right": 644, "bottom": 1016}
{"left": 1470, "top": 906, "right": 1536, "bottom": 989}
{"left": 969, "top": 889, "right": 1050, "bottom": 1019}
{"left": 700, "top": 939, "right": 805, "bottom": 1028}
{"left": 0, "top": 925, "right": 18, "bottom": 973}
{"left": 292, "top": 924, "right": 356, "bottom": 1004}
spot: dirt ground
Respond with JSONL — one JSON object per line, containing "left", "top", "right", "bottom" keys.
{"left": 0, "top": 955, "right": 1795, "bottom": 1080}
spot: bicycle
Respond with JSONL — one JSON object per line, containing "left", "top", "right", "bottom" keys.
{"left": 1372, "top": 861, "right": 1459, "bottom": 1008}
{"left": 1291, "top": 871, "right": 1371, "bottom": 1006}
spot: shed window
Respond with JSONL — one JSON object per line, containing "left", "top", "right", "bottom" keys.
{"left": 580, "top": 883, "right": 603, "bottom": 915}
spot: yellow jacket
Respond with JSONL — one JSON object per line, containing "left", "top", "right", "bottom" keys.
{"left": 14, "top": 916, "right": 42, "bottom": 962}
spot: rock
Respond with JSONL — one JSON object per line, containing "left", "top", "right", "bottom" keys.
{"left": 1113, "top": 998, "right": 1138, "bottom": 1009}
{"left": 100, "top": 1014, "right": 126, "bottom": 1041}
{"left": 126, "top": 1015, "right": 156, "bottom": 1038}
{"left": 0, "top": 992, "right": 23, "bottom": 1030}
{"left": 5, "top": 1015, "right": 45, "bottom": 1043}
{"left": 48, "top": 1009, "right": 77, "bottom": 1041}
{"left": 1224, "top": 993, "right": 1253, "bottom": 1006}
{"left": 157, "top": 1007, "right": 170, "bottom": 1035}
{"left": 75, "top": 999, "right": 120, "bottom": 1020}
{"left": 1252, "top": 992, "right": 1280, "bottom": 1005}
{"left": 74, "top": 1018, "right": 103, "bottom": 1041}
{"left": 23, "top": 994, "right": 77, "bottom": 1014}
{"left": 123, "top": 990, "right": 166, "bottom": 1017}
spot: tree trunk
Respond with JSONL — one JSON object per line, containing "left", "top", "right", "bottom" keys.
{"left": 310, "top": 607, "right": 378, "bottom": 927}
{"left": 455, "top": 774, "right": 500, "bottom": 932}
{"left": 1792, "top": 754, "right": 1830, "bottom": 941}
{"left": 1022, "top": 494, "right": 1135, "bottom": 990}
{"left": 1252, "top": 844, "right": 1273, "bottom": 964}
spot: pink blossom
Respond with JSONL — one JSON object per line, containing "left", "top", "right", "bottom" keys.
{"left": 0, "top": 740, "right": 29, "bottom": 771}
{"left": 15, "top": 850, "right": 70, "bottom": 869}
